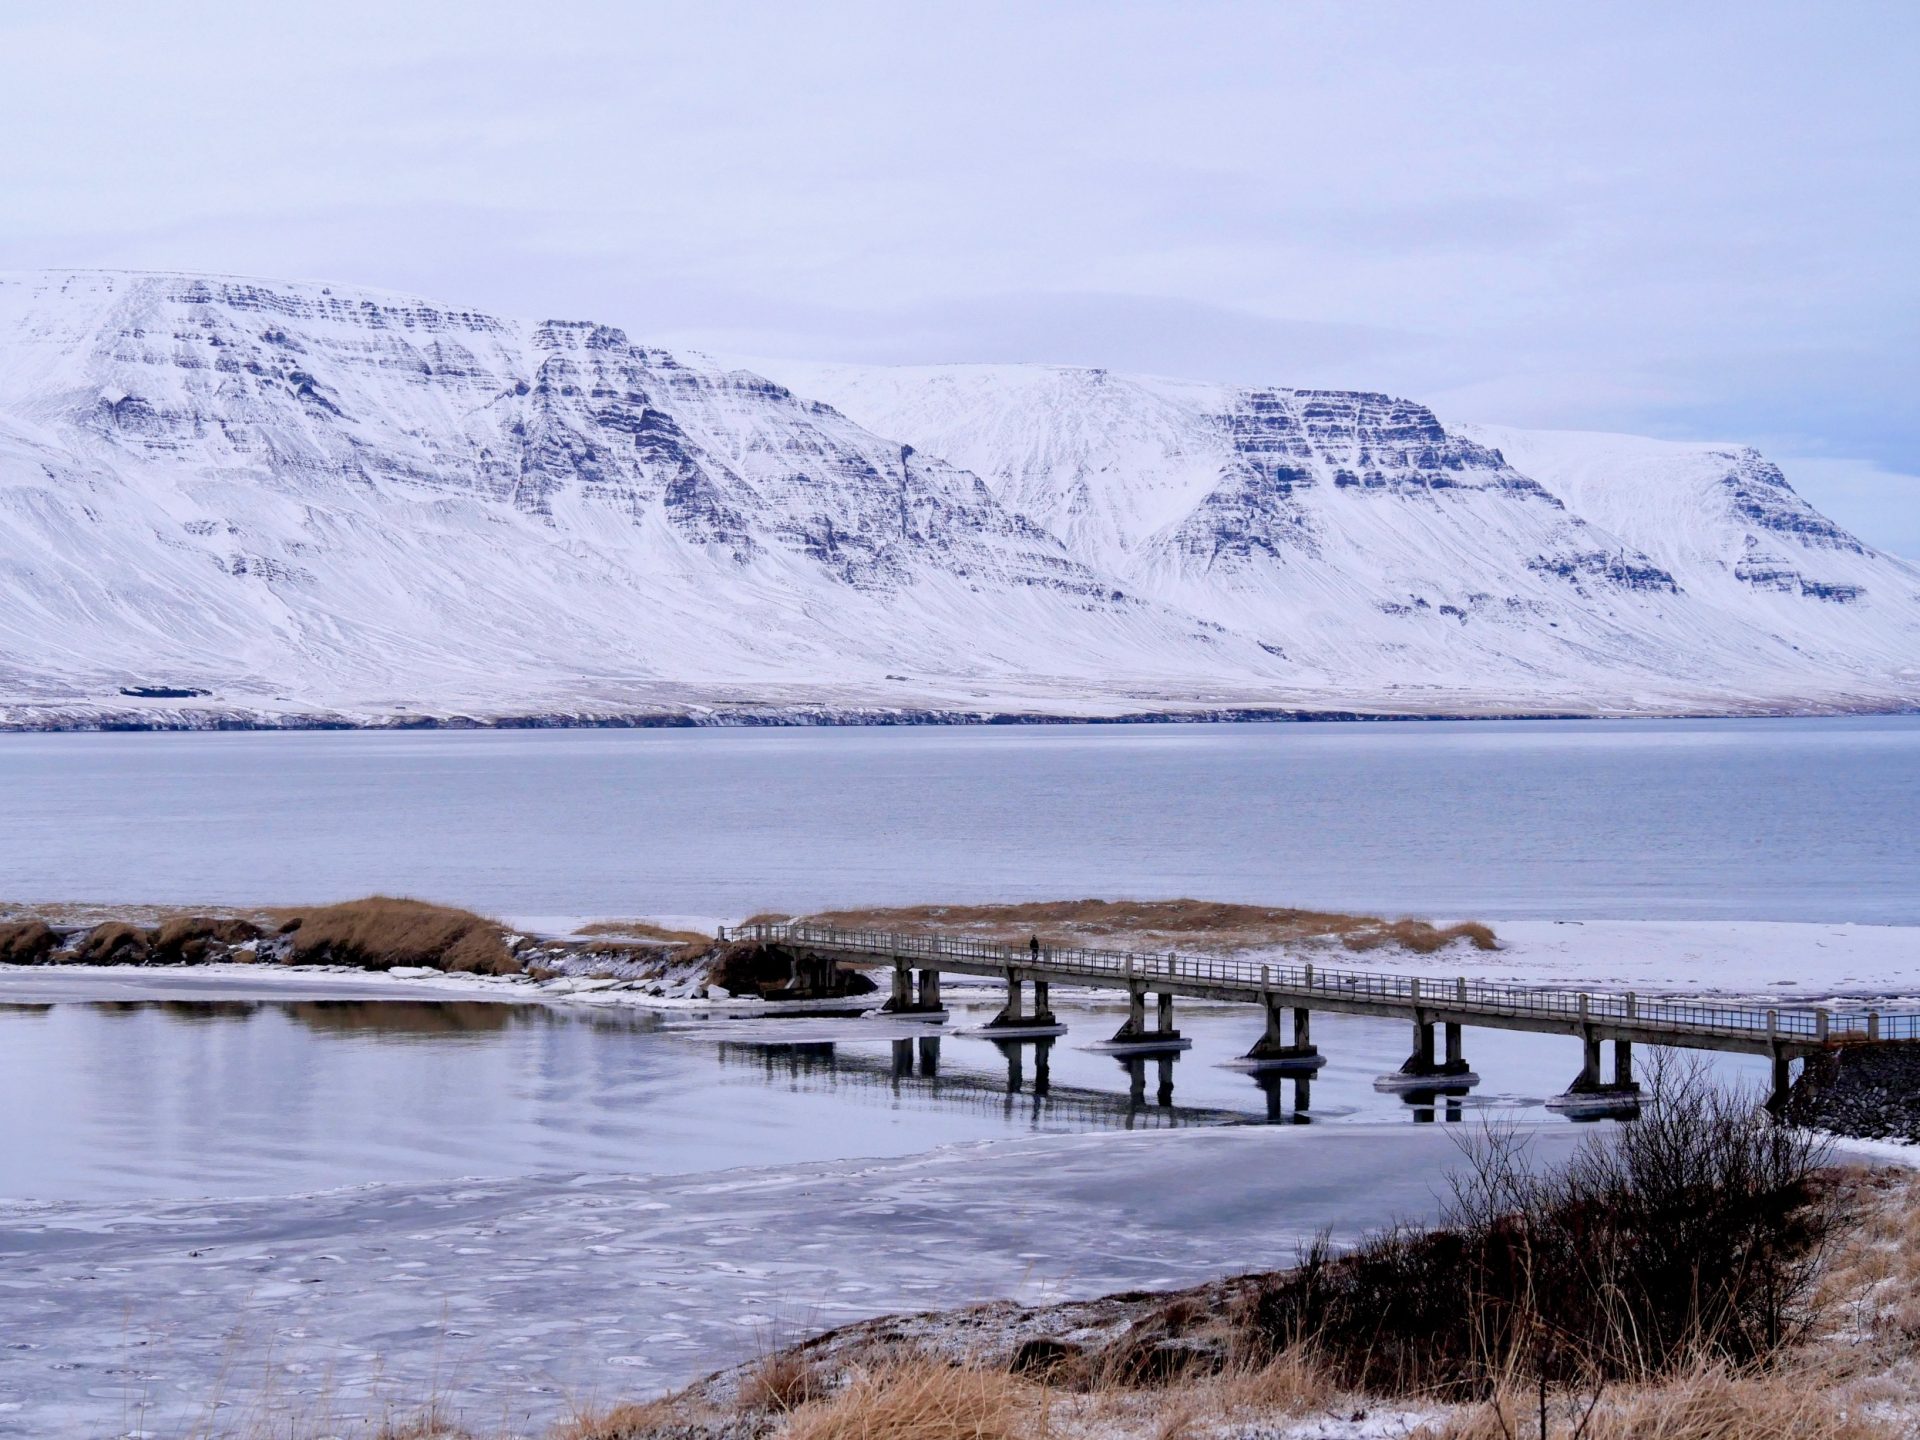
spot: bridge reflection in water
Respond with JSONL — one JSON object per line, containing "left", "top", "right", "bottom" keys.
{"left": 709, "top": 1033, "right": 1466, "bottom": 1128}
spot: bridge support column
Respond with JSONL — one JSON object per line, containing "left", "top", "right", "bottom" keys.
{"left": 1245, "top": 997, "right": 1323, "bottom": 1069}
{"left": 1769, "top": 1044, "right": 1793, "bottom": 1114}
{"left": 994, "top": 971, "right": 1023, "bottom": 1023}
{"left": 984, "top": 969, "right": 1064, "bottom": 1035}
{"left": 1547, "top": 1025, "right": 1642, "bottom": 1114}
{"left": 1105, "top": 980, "right": 1187, "bottom": 1050}
{"left": 1377, "top": 1010, "right": 1476, "bottom": 1091}
{"left": 1579, "top": 1027, "right": 1602, "bottom": 1090}
{"left": 883, "top": 962, "right": 945, "bottom": 1016}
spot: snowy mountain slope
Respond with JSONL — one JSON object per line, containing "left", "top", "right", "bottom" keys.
{"left": 0, "top": 272, "right": 1293, "bottom": 726}
{"left": 0, "top": 270, "right": 1914, "bottom": 727}
{"left": 760, "top": 361, "right": 1920, "bottom": 713}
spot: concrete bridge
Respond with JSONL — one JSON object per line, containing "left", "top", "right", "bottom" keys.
{"left": 719, "top": 921, "right": 1920, "bottom": 1110}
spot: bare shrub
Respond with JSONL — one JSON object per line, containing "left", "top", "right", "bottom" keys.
{"left": 1246, "top": 1058, "right": 1841, "bottom": 1398}
{"left": 272, "top": 897, "right": 519, "bottom": 975}
{"left": 0, "top": 919, "right": 57, "bottom": 965}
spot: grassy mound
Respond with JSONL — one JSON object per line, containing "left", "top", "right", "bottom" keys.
{"left": 273, "top": 897, "right": 519, "bottom": 975}
{"left": 0, "top": 920, "right": 57, "bottom": 965}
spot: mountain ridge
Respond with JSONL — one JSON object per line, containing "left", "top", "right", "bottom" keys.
{"left": 1, "top": 269, "right": 1915, "bottom": 729}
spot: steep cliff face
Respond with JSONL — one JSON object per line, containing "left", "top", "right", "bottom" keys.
{"left": 0, "top": 271, "right": 1915, "bottom": 726}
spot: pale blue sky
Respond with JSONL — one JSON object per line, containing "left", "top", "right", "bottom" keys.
{"left": 4, "top": 0, "right": 1917, "bottom": 553}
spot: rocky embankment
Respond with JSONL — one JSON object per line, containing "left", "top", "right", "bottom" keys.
{"left": 1791, "top": 1043, "right": 1920, "bottom": 1142}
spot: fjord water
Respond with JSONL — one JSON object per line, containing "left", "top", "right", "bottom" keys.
{"left": 1, "top": 716, "right": 1916, "bottom": 921}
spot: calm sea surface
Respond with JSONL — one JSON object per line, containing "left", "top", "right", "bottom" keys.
{"left": 0, "top": 716, "right": 1915, "bottom": 921}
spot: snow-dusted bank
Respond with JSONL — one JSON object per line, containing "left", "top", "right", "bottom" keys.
{"left": 4, "top": 917, "right": 1917, "bottom": 1009}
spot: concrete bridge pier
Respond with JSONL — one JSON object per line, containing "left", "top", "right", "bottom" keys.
{"left": 982, "top": 968, "right": 1064, "bottom": 1035}
{"left": 1102, "top": 980, "right": 1191, "bottom": 1051}
{"left": 1243, "top": 996, "right": 1324, "bottom": 1070}
{"left": 881, "top": 961, "right": 946, "bottom": 1018}
{"left": 1377, "top": 1010, "right": 1477, "bottom": 1090}
{"left": 1547, "top": 1019, "right": 1643, "bottom": 1114}
{"left": 1768, "top": 1041, "right": 1794, "bottom": 1114}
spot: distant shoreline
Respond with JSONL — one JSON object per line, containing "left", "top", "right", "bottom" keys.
{"left": 4, "top": 700, "right": 1916, "bottom": 734}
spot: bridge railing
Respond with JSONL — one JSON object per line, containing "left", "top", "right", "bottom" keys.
{"left": 718, "top": 921, "right": 1915, "bottom": 1046}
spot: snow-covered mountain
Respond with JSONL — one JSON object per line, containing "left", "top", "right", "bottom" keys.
{"left": 758, "top": 361, "right": 1920, "bottom": 716}
{"left": 0, "top": 270, "right": 1913, "bottom": 728}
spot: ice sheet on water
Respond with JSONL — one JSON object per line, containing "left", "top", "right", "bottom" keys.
{"left": 1, "top": 1124, "right": 1586, "bottom": 1438}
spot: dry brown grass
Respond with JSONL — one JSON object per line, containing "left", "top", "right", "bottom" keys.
{"left": 744, "top": 1351, "right": 823, "bottom": 1413}
{"left": 551, "top": 1398, "right": 692, "bottom": 1440}
{"left": 755, "top": 898, "right": 1497, "bottom": 956}
{"left": 781, "top": 1360, "right": 1032, "bottom": 1440}
{"left": 0, "top": 919, "right": 57, "bottom": 964}
{"left": 271, "top": 897, "right": 519, "bottom": 975}
{"left": 1426, "top": 1366, "right": 1902, "bottom": 1440}
{"left": 1204, "top": 1351, "right": 1335, "bottom": 1419}
{"left": 77, "top": 919, "right": 150, "bottom": 963}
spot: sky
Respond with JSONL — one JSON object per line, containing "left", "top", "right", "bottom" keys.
{"left": 3, "top": 1, "right": 1917, "bottom": 554}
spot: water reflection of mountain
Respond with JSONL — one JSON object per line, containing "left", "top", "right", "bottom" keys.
{"left": 711, "top": 1034, "right": 1314, "bottom": 1129}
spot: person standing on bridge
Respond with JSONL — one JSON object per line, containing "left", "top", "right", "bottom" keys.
{"left": 1029, "top": 933, "right": 1040, "bottom": 961}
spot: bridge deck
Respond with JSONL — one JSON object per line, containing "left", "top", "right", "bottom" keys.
{"left": 721, "top": 922, "right": 1919, "bottom": 1058}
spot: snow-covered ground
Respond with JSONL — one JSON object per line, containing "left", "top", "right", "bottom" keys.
{"left": 1274, "top": 919, "right": 1920, "bottom": 1006}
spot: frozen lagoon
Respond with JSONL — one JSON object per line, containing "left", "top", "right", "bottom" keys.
{"left": 0, "top": 969, "right": 1794, "bottom": 1438}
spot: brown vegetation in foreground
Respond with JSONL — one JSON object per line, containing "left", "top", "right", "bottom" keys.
{"left": 749, "top": 898, "right": 1498, "bottom": 956}
{"left": 531, "top": 1069, "right": 1913, "bottom": 1440}
{"left": 269, "top": 897, "right": 520, "bottom": 975}
{"left": 153, "top": 1083, "right": 1920, "bottom": 1440}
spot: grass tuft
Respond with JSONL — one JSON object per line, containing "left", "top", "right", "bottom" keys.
{"left": 782, "top": 1360, "right": 1029, "bottom": 1440}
